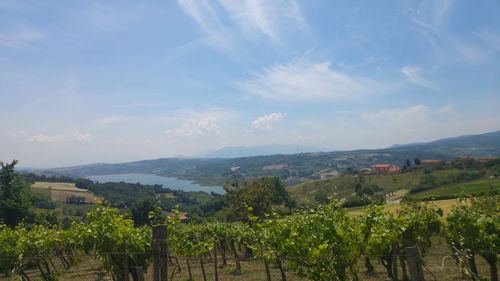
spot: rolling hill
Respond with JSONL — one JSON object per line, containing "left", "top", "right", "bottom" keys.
{"left": 200, "top": 144, "right": 328, "bottom": 158}
{"left": 45, "top": 130, "right": 500, "bottom": 186}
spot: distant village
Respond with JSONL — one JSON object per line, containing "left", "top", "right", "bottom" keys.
{"left": 368, "top": 156, "right": 498, "bottom": 175}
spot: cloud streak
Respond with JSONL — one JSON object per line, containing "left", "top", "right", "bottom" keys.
{"left": 10, "top": 131, "right": 92, "bottom": 143}
{"left": 177, "top": 0, "right": 307, "bottom": 55}
{"left": 401, "top": 66, "right": 439, "bottom": 91}
{"left": 237, "top": 58, "right": 390, "bottom": 102}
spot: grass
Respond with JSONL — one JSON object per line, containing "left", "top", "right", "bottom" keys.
{"left": 287, "top": 168, "right": 489, "bottom": 204}
{"left": 411, "top": 178, "right": 500, "bottom": 199}
{"left": 347, "top": 198, "right": 464, "bottom": 217}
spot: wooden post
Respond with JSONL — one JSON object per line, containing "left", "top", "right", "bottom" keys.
{"left": 391, "top": 242, "right": 399, "bottom": 281}
{"left": 214, "top": 248, "right": 219, "bottom": 281}
{"left": 134, "top": 267, "right": 145, "bottom": 281}
{"left": 200, "top": 258, "right": 207, "bottom": 281}
{"left": 153, "top": 225, "right": 168, "bottom": 281}
{"left": 186, "top": 259, "right": 193, "bottom": 281}
{"left": 123, "top": 250, "right": 130, "bottom": 281}
{"left": 263, "top": 258, "right": 272, "bottom": 281}
{"left": 406, "top": 246, "right": 425, "bottom": 281}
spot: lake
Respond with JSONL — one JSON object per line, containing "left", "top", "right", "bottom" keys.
{"left": 87, "top": 174, "right": 224, "bottom": 194}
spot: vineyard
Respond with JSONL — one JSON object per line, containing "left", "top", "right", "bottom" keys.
{"left": 0, "top": 196, "right": 498, "bottom": 281}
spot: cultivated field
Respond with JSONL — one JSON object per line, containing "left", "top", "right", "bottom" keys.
{"left": 411, "top": 178, "right": 500, "bottom": 199}
{"left": 31, "top": 181, "right": 100, "bottom": 203}
{"left": 347, "top": 198, "right": 465, "bottom": 217}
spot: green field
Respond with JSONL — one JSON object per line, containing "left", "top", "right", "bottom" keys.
{"left": 287, "top": 169, "right": 466, "bottom": 202}
{"left": 411, "top": 178, "right": 500, "bottom": 199}
{"left": 347, "top": 198, "right": 466, "bottom": 217}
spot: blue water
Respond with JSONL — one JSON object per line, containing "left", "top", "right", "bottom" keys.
{"left": 87, "top": 174, "right": 224, "bottom": 194}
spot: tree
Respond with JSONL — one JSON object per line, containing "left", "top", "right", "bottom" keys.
{"left": 414, "top": 158, "right": 421, "bottom": 166}
{"left": 0, "top": 160, "right": 33, "bottom": 227}
{"left": 223, "top": 176, "right": 290, "bottom": 221}
{"left": 130, "top": 196, "right": 163, "bottom": 226}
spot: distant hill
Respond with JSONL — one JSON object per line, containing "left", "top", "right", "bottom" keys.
{"left": 45, "top": 130, "right": 500, "bottom": 186}
{"left": 386, "top": 130, "right": 500, "bottom": 157}
{"left": 200, "top": 144, "right": 328, "bottom": 158}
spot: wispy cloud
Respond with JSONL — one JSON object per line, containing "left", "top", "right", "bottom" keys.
{"left": 401, "top": 65, "right": 439, "bottom": 91}
{"left": 364, "top": 105, "right": 429, "bottom": 123}
{"left": 164, "top": 108, "right": 235, "bottom": 138}
{"left": 217, "top": 0, "right": 307, "bottom": 43}
{"left": 237, "top": 58, "right": 390, "bottom": 102}
{"left": 410, "top": 1, "right": 500, "bottom": 64}
{"left": 251, "top": 112, "right": 286, "bottom": 130}
{"left": 177, "top": 0, "right": 307, "bottom": 55}
{"left": 10, "top": 131, "right": 92, "bottom": 143}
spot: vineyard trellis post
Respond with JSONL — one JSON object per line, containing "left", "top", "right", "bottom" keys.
{"left": 391, "top": 242, "right": 399, "bottom": 281}
{"left": 405, "top": 246, "right": 425, "bottom": 281}
{"left": 123, "top": 248, "right": 130, "bottom": 281}
{"left": 213, "top": 247, "right": 219, "bottom": 281}
{"left": 152, "top": 224, "right": 168, "bottom": 281}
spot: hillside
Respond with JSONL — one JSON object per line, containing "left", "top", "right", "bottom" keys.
{"left": 288, "top": 159, "right": 500, "bottom": 205}
{"left": 200, "top": 144, "right": 327, "bottom": 158}
{"left": 388, "top": 130, "right": 500, "bottom": 157}
{"left": 46, "top": 130, "right": 500, "bottom": 186}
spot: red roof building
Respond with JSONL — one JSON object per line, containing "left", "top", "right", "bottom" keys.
{"left": 371, "top": 164, "right": 401, "bottom": 174}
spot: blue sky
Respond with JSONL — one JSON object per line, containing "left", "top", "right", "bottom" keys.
{"left": 1, "top": 0, "right": 499, "bottom": 167}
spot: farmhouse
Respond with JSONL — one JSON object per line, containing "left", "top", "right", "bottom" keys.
{"left": 371, "top": 164, "right": 401, "bottom": 174}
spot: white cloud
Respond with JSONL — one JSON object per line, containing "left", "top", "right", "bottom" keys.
{"left": 72, "top": 132, "right": 92, "bottom": 143}
{"left": 10, "top": 131, "right": 92, "bottom": 143}
{"left": 164, "top": 108, "right": 234, "bottom": 138}
{"left": 217, "top": 0, "right": 307, "bottom": 43}
{"left": 251, "top": 112, "right": 286, "bottom": 130}
{"left": 177, "top": 0, "right": 238, "bottom": 55}
{"left": 401, "top": 66, "right": 438, "bottom": 91}
{"left": 177, "top": 0, "right": 307, "bottom": 54}
{"left": 165, "top": 118, "right": 221, "bottom": 138}
{"left": 237, "top": 58, "right": 390, "bottom": 102}
{"left": 97, "top": 115, "right": 127, "bottom": 124}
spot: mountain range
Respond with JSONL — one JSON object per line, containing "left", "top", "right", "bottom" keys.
{"left": 45, "top": 130, "right": 500, "bottom": 186}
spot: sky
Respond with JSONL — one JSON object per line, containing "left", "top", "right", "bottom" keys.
{"left": 1, "top": 0, "right": 500, "bottom": 168}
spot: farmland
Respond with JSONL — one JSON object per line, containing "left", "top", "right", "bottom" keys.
{"left": 287, "top": 168, "right": 471, "bottom": 202}
{"left": 411, "top": 178, "right": 500, "bottom": 200}
{"left": 31, "top": 181, "right": 100, "bottom": 203}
